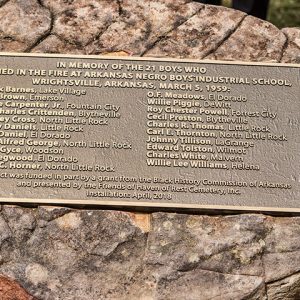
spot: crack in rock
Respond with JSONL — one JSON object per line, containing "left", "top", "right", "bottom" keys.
{"left": 26, "top": 6, "right": 54, "bottom": 52}
{"left": 278, "top": 31, "right": 289, "bottom": 63}
{"left": 267, "top": 272, "right": 300, "bottom": 300}
{"left": 206, "top": 16, "right": 286, "bottom": 62}
{"left": 85, "top": 0, "right": 204, "bottom": 55}
{"left": 202, "top": 13, "right": 247, "bottom": 59}
{"left": 143, "top": 5, "right": 246, "bottom": 59}
{"left": 281, "top": 27, "right": 300, "bottom": 63}
{"left": 141, "top": 5, "right": 205, "bottom": 56}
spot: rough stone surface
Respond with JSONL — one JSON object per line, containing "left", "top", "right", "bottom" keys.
{"left": 144, "top": 5, "right": 246, "bottom": 59}
{"left": 53, "top": 0, "right": 119, "bottom": 47}
{"left": 0, "top": 275, "right": 35, "bottom": 300}
{"left": 0, "top": 0, "right": 298, "bottom": 63}
{"left": 0, "top": 30, "right": 27, "bottom": 52}
{"left": 156, "top": 270, "right": 266, "bottom": 300}
{"left": 206, "top": 15, "right": 286, "bottom": 62}
{"left": 267, "top": 273, "right": 300, "bottom": 300}
{"left": 0, "top": 206, "right": 147, "bottom": 300}
{"left": 281, "top": 28, "right": 300, "bottom": 63}
{"left": 0, "top": 0, "right": 51, "bottom": 49}
{"left": 145, "top": 214, "right": 267, "bottom": 277}
{"left": 263, "top": 217, "right": 300, "bottom": 285}
{"left": 86, "top": 0, "right": 203, "bottom": 55}
{"left": 32, "top": 35, "right": 84, "bottom": 54}
{"left": 0, "top": 207, "right": 298, "bottom": 299}
{"left": 0, "top": 1, "right": 299, "bottom": 299}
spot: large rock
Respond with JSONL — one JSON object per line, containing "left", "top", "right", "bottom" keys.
{"left": 0, "top": 207, "right": 299, "bottom": 299}
{"left": 0, "top": 1, "right": 299, "bottom": 299}
{"left": 0, "top": 0, "right": 298, "bottom": 63}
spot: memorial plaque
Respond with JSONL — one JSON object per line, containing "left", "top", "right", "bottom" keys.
{"left": 0, "top": 52, "right": 299, "bottom": 212}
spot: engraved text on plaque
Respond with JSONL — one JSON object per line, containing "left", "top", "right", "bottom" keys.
{"left": 0, "top": 53, "right": 299, "bottom": 212}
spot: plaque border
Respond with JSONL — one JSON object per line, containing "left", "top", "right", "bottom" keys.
{"left": 0, "top": 52, "right": 299, "bottom": 213}
{"left": 1, "top": 197, "right": 300, "bottom": 213}
{"left": 0, "top": 51, "right": 300, "bottom": 68}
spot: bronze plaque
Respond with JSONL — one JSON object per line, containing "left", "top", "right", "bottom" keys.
{"left": 0, "top": 53, "right": 299, "bottom": 212}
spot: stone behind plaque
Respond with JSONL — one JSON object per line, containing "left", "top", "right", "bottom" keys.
{"left": 0, "top": 1, "right": 299, "bottom": 299}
